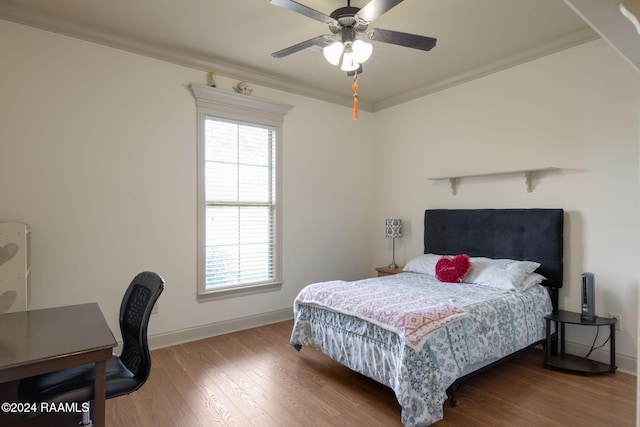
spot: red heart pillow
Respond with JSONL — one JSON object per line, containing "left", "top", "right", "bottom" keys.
{"left": 435, "top": 254, "right": 471, "bottom": 283}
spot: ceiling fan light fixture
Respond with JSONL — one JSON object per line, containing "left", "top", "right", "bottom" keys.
{"left": 352, "top": 40, "right": 373, "bottom": 63}
{"left": 340, "top": 51, "right": 360, "bottom": 72}
{"left": 323, "top": 41, "right": 344, "bottom": 65}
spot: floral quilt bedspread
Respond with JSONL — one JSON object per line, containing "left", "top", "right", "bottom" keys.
{"left": 294, "top": 280, "right": 468, "bottom": 350}
{"left": 290, "top": 272, "right": 552, "bottom": 426}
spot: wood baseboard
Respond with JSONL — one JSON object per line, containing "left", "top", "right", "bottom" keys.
{"left": 147, "top": 308, "right": 294, "bottom": 350}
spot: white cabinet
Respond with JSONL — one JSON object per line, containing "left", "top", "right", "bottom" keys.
{"left": 0, "top": 222, "right": 31, "bottom": 313}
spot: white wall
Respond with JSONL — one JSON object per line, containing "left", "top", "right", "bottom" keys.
{"left": 0, "top": 19, "right": 376, "bottom": 341}
{"left": 373, "top": 39, "right": 640, "bottom": 367}
{"left": 1, "top": 19, "right": 638, "bottom": 372}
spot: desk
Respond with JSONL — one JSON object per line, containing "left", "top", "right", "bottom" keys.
{"left": 0, "top": 303, "right": 116, "bottom": 427}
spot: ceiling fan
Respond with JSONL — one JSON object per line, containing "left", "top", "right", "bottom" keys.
{"left": 270, "top": 0, "right": 437, "bottom": 73}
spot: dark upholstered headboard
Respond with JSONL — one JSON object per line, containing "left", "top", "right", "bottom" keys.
{"left": 424, "top": 209, "right": 563, "bottom": 309}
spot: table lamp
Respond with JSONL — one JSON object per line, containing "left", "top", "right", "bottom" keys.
{"left": 385, "top": 219, "right": 402, "bottom": 269}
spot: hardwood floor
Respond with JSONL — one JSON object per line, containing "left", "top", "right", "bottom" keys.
{"left": 1, "top": 320, "right": 635, "bottom": 426}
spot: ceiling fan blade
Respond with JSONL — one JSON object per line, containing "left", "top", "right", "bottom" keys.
{"left": 270, "top": 0, "right": 337, "bottom": 25}
{"left": 271, "top": 35, "right": 333, "bottom": 58}
{"left": 356, "top": 0, "right": 404, "bottom": 22}
{"left": 367, "top": 28, "right": 437, "bottom": 51}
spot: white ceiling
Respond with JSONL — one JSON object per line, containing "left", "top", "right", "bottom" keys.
{"left": 0, "top": 0, "right": 607, "bottom": 111}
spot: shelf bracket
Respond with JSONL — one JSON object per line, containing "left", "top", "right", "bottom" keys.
{"left": 449, "top": 177, "right": 459, "bottom": 195}
{"left": 524, "top": 171, "right": 533, "bottom": 192}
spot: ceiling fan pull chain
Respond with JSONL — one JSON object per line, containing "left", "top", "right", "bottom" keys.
{"left": 352, "top": 71, "right": 359, "bottom": 121}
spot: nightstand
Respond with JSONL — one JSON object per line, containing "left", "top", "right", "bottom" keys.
{"left": 375, "top": 267, "right": 403, "bottom": 277}
{"left": 545, "top": 309, "right": 617, "bottom": 374}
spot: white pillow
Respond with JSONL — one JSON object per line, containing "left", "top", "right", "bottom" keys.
{"left": 520, "top": 272, "right": 546, "bottom": 290}
{"left": 463, "top": 257, "right": 541, "bottom": 290}
{"left": 403, "top": 253, "right": 441, "bottom": 275}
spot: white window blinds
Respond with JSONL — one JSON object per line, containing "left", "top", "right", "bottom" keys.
{"left": 204, "top": 117, "right": 276, "bottom": 289}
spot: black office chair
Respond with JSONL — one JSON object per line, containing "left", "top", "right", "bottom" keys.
{"left": 18, "top": 271, "right": 164, "bottom": 426}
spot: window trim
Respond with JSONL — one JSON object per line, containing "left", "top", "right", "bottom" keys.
{"left": 191, "top": 83, "right": 292, "bottom": 299}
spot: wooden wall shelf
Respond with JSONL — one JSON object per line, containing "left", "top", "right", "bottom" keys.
{"left": 428, "top": 167, "right": 559, "bottom": 195}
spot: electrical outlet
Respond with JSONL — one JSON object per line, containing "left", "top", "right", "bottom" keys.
{"left": 609, "top": 312, "right": 621, "bottom": 331}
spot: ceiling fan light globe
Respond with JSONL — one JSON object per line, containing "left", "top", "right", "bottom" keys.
{"left": 352, "top": 40, "right": 373, "bottom": 63}
{"left": 340, "top": 52, "right": 360, "bottom": 71}
{"left": 323, "top": 41, "right": 344, "bottom": 65}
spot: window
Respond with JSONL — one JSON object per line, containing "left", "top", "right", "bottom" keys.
{"left": 204, "top": 118, "right": 275, "bottom": 288}
{"left": 191, "top": 84, "right": 292, "bottom": 297}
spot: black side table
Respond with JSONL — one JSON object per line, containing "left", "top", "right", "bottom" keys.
{"left": 545, "top": 310, "right": 617, "bottom": 374}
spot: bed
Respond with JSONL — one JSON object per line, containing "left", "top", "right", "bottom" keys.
{"left": 290, "top": 209, "right": 563, "bottom": 426}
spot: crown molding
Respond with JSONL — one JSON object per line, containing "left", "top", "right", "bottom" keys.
{"left": 0, "top": 4, "right": 367, "bottom": 110}
{"left": 372, "top": 27, "right": 599, "bottom": 112}
{"left": 0, "top": 4, "right": 598, "bottom": 113}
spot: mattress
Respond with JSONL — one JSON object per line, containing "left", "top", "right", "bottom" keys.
{"left": 290, "top": 272, "right": 553, "bottom": 426}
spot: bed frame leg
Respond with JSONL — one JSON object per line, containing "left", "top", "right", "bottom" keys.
{"left": 450, "top": 382, "right": 460, "bottom": 407}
